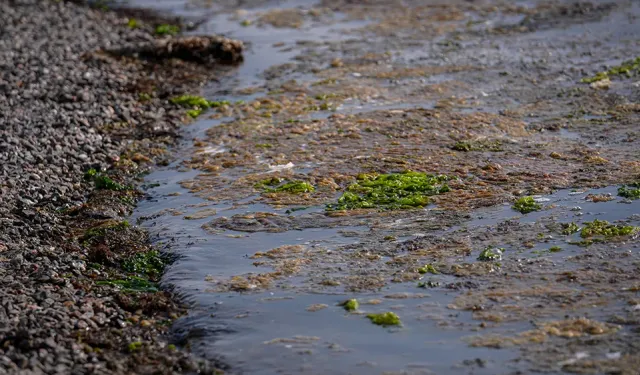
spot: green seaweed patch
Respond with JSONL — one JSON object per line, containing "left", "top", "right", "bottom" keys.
{"left": 170, "top": 95, "right": 211, "bottom": 109}
{"left": 417, "top": 264, "right": 438, "bottom": 274}
{"left": 549, "top": 246, "right": 563, "bottom": 253}
{"left": 561, "top": 222, "right": 581, "bottom": 235}
{"left": 155, "top": 24, "right": 180, "bottom": 36}
{"left": 327, "top": 171, "right": 452, "bottom": 211}
{"left": 128, "top": 342, "right": 143, "bottom": 352}
{"left": 367, "top": 312, "right": 401, "bottom": 326}
{"left": 186, "top": 109, "right": 202, "bottom": 118}
{"left": 580, "top": 219, "right": 638, "bottom": 238}
{"left": 477, "top": 247, "right": 504, "bottom": 261}
{"left": 127, "top": 19, "right": 139, "bottom": 29}
{"left": 256, "top": 178, "right": 315, "bottom": 194}
{"left": 581, "top": 57, "right": 640, "bottom": 83}
{"left": 84, "top": 168, "right": 127, "bottom": 191}
{"left": 341, "top": 299, "right": 359, "bottom": 312}
{"left": 513, "top": 196, "right": 542, "bottom": 214}
{"left": 122, "top": 250, "right": 166, "bottom": 279}
{"left": 618, "top": 182, "right": 640, "bottom": 200}
{"left": 418, "top": 280, "right": 440, "bottom": 288}
{"left": 170, "top": 96, "right": 229, "bottom": 118}
{"left": 96, "top": 276, "right": 158, "bottom": 293}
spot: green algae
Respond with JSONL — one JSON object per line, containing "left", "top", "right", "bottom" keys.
{"left": 84, "top": 168, "right": 98, "bottom": 180}
{"left": 84, "top": 168, "right": 127, "bottom": 191}
{"left": 618, "top": 182, "right": 640, "bottom": 200}
{"left": 417, "top": 280, "right": 440, "bottom": 288}
{"left": 128, "top": 342, "right": 143, "bottom": 352}
{"left": 549, "top": 246, "right": 563, "bottom": 253}
{"left": 186, "top": 109, "right": 202, "bottom": 118}
{"left": 581, "top": 57, "right": 640, "bottom": 83}
{"left": 562, "top": 222, "right": 581, "bottom": 235}
{"left": 170, "top": 95, "right": 212, "bottom": 109}
{"left": 272, "top": 181, "right": 315, "bottom": 193}
{"left": 127, "top": 19, "right": 139, "bottom": 29}
{"left": 367, "top": 312, "right": 401, "bottom": 326}
{"left": 170, "top": 96, "right": 229, "bottom": 118}
{"left": 155, "top": 24, "right": 180, "bottom": 36}
{"left": 122, "top": 250, "right": 166, "bottom": 278}
{"left": 326, "top": 171, "right": 452, "bottom": 211}
{"left": 477, "top": 247, "right": 503, "bottom": 261}
{"left": 580, "top": 220, "right": 638, "bottom": 238}
{"left": 417, "top": 264, "right": 438, "bottom": 274}
{"left": 96, "top": 276, "right": 158, "bottom": 293}
{"left": 513, "top": 196, "right": 542, "bottom": 214}
{"left": 256, "top": 178, "right": 315, "bottom": 194}
{"left": 95, "top": 175, "right": 127, "bottom": 191}
{"left": 342, "top": 299, "right": 359, "bottom": 312}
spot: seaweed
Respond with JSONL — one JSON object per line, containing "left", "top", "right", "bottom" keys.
{"left": 513, "top": 196, "right": 542, "bottom": 214}
{"left": 367, "top": 312, "right": 401, "bottom": 326}
{"left": 84, "top": 168, "right": 127, "bottom": 191}
{"left": 155, "top": 24, "right": 180, "bottom": 36}
{"left": 341, "top": 299, "right": 359, "bottom": 312}
{"left": 618, "top": 182, "right": 640, "bottom": 200}
{"left": 561, "top": 222, "right": 580, "bottom": 235}
{"left": 580, "top": 220, "right": 637, "bottom": 238}
{"left": 96, "top": 276, "right": 158, "bottom": 293}
{"left": 122, "top": 250, "right": 166, "bottom": 279}
{"left": 170, "top": 95, "right": 212, "bottom": 109}
{"left": 326, "top": 171, "right": 452, "bottom": 211}
{"left": 417, "top": 264, "right": 439, "bottom": 274}
{"left": 581, "top": 57, "right": 640, "bottom": 83}
{"left": 477, "top": 247, "right": 504, "bottom": 261}
{"left": 256, "top": 178, "right": 315, "bottom": 194}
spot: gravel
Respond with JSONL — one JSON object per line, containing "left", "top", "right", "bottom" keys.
{"left": 0, "top": 0, "right": 241, "bottom": 373}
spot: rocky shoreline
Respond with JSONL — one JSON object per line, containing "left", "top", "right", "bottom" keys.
{"left": 0, "top": 0, "right": 241, "bottom": 373}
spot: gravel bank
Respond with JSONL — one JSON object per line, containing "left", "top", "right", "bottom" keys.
{"left": 0, "top": 0, "right": 241, "bottom": 373}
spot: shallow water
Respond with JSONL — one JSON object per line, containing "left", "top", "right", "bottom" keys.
{"left": 128, "top": 0, "right": 640, "bottom": 373}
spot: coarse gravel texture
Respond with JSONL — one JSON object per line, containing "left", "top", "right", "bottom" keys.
{"left": 0, "top": 0, "right": 241, "bottom": 373}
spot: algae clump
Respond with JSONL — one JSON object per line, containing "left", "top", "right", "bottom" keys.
{"left": 417, "top": 264, "right": 438, "bottom": 274}
{"left": 367, "top": 312, "right": 401, "bottom": 326}
{"left": 341, "top": 299, "right": 359, "bottom": 312}
{"left": 96, "top": 276, "right": 158, "bottom": 292}
{"left": 271, "top": 181, "right": 315, "bottom": 194}
{"left": 581, "top": 57, "right": 640, "bottom": 83}
{"left": 327, "top": 171, "right": 452, "bottom": 211}
{"left": 128, "top": 342, "right": 143, "bottom": 352}
{"left": 171, "top": 95, "right": 211, "bottom": 108}
{"left": 84, "top": 168, "right": 127, "bottom": 191}
{"left": 122, "top": 250, "right": 166, "bottom": 278}
{"left": 561, "top": 222, "right": 580, "bottom": 235}
{"left": 477, "top": 247, "right": 504, "bottom": 261}
{"left": 618, "top": 182, "right": 640, "bottom": 200}
{"left": 155, "top": 24, "right": 180, "bottom": 36}
{"left": 256, "top": 178, "right": 315, "bottom": 194}
{"left": 513, "top": 196, "right": 542, "bottom": 214}
{"left": 580, "top": 220, "right": 637, "bottom": 238}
